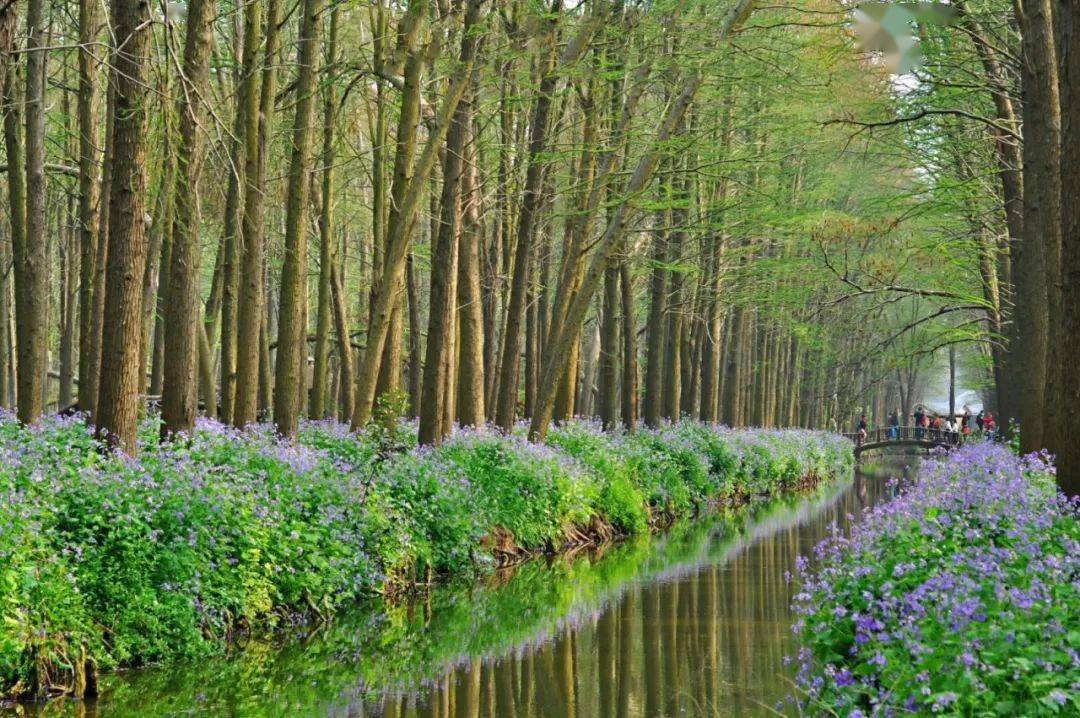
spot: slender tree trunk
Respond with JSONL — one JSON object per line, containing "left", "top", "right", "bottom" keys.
{"left": 76, "top": 0, "right": 103, "bottom": 414}
{"left": 0, "top": 232, "right": 9, "bottom": 409}
{"left": 234, "top": 0, "right": 278, "bottom": 427}
{"left": 59, "top": 217, "right": 76, "bottom": 409}
{"left": 643, "top": 229, "right": 667, "bottom": 427}
{"left": 405, "top": 254, "right": 422, "bottom": 416}
{"left": 483, "top": 48, "right": 518, "bottom": 416}
{"left": 144, "top": 100, "right": 175, "bottom": 398}
{"left": 456, "top": 113, "right": 485, "bottom": 427}
{"left": 598, "top": 266, "right": 619, "bottom": 428}
{"left": 217, "top": 13, "right": 246, "bottom": 424}
{"left": 311, "top": 5, "right": 339, "bottom": 419}
{"left": 14, "top": 0, "right": 49, "bottom": 424}
{"left": 258, "top": 304, "right": 272, "bottom": 419}
{"left": 620, "top": 262, "right": 638, "bottom": 431}
{"left": 662, "top": 177, "right": 686, "bottom": 420}
{"left": 699, "top": 235, "right": 725, "bottom": 423}
{"left": 273, "top": 0, "right": 323, "bottom": 438}
{"left": 84, "top": 84, "right": 115, "bottom": 422}
{"left": 375, "top": 2, "right": 427, "bottom": 414}
{"left": 721, "top": 309, "right": 742, "bottom": 425}
{"left": 161, "top": 0, "right": 216, "bottom": 437}
{"left": 1, "top": 28, "right": 23, "bottom": 414}
{"left": 96, "top": 0, "right": 153, "bottom": 452}
{"left": 524, "top": 264, "right": 539, "bottom": 419}
{"left": 330, "top": 262, "right": 353, "bottom": 421}
{"left": 419, "top": 78, "right": 471, "bottom": 444}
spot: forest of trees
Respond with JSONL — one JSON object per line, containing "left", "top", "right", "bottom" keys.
{"left": 0, "top": 0, "right": 1075, "bottom": 493}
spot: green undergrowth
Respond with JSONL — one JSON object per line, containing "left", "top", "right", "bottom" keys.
{"left": 13, "top": 479, "right": 852, "bottom": 717}
{"left": 0, "top": 413, "right": 852, "bottom": 700}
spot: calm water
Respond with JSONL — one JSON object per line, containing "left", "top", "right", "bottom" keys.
{"left": 12, "top": 463, "right": 903, "bottom": 718}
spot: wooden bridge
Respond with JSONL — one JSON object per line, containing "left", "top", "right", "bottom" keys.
{"left": 842, "top": 425, "right": 992, "bottom": 457}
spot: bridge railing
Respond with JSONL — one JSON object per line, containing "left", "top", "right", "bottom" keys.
{"left": 842, "top": 425, "right": 998, "bottom": 449}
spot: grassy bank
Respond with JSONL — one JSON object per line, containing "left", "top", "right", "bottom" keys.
{"left": 0, "top": 413, "right": 851, "bottom": 700}
{"left": 793, "top": 443, "right": 1079, "bottom": 716}
{"left": 46, "top": 481, "right": 852, "bottom": 718}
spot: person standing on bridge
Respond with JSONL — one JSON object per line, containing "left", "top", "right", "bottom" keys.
{"left": 888, "top": 409, "right": 900, "bottom": 440}
{"left": 858, "top": 415, "right": 868, "bottom": 444}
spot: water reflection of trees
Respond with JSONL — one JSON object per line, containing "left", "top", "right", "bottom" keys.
{"left": 358, "top": 472, "right": 885, "bottom": 718}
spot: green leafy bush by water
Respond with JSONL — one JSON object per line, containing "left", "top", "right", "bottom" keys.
{"left": 0, "top": 412, "right": 851, "bottom": 699}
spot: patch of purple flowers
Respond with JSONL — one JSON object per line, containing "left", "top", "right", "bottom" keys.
{"left": 792, "top": 443, "right": 1080, "bottom": 716}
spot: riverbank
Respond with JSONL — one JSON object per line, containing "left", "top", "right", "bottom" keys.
{"left": 5, "top": 471, "right": 870, "bottom": 718}
{"left": 793, "top": 443, "right": 1079, "bottom": 716}
{"left": 0, "top": 413, "right": 852, "bottom": 701}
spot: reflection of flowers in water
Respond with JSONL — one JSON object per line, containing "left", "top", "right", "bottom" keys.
{"left": 852, "top": 2, "right": 957, "bottom": 73}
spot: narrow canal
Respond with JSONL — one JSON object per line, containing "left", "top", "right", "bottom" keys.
{"left": 14, "top": 463, "right": 902, "bottom": 717}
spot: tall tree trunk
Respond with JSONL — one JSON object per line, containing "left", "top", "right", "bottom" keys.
{"left": 59, "top": 217, "right": 76, "bottom": 408}
{"left": 161, "top": 0, "right": 216, "bottom": 437}
{"left": 15, "top": 0, "right": 49, "bottom": 424}
{"left": 620, "top": 262, "right": 638, "bottom": 431}
{"left": 218, "top": 172, "right": 243, "bottom": 414}
{"left": 698, "top": 233, "right": 724, "bottom": 424}
{"left": 96, "top": 0, "right": 153, "bottom": 452}
{"left": 721, "top": 314, "right": 744, "bottom": 426}
{"left": 330, "top": 263, "right": 353, "bottom": 421}
{"left": 662, "top": 178, "right": 686, "bottom": 420}
{"left": 375, "top": 1, "right": 427, "bottom": 415}
{"left": 217, "top": 4, "right": 247, "bottom": 425}
{"left": 144, "top": 94, "right": 175, "bottom": 399}
{"left": 147, "top": 130, "right": 175, "bottom": 397}
{"left": 456, "top": 113, "right": 485, "bottom": 427}
{"left": 76, "top": 0, "right": 103, "bottom": 414}
{"left": 405, "top": 254, "right": 422, "bottom": 416}
{"left": 0, "top": 2, "right": 12, "bottom": 411}
{"left": 598, "top": 265, "right": 619, "bottom": 429}
{"left": 524, "top": 261, "right": 539, "bottom": 419}
{"left": 84, "top": 84, "right": 115, "bottom": 421}
{"left": 234, "top": 0, "right": 278, "bottom": 427}
{"left": 311, "top": 5, "right": 339, "bottom": 419}
{"left": 273, "top": 0, "right": 323, "bottom": 438}
{"left": 1057, "top": 0, "right": 1080, "bottom": 496}
{"left": 643, "top": 229, "right": 667, "bottom": 427}
{"left": 1, "top": 17, "right": 23, "bottom": 413}
{"left": 1015, "top": 0, "right": 1061, "bottom": 452}
{"left": 419, "top": 78, "right": 471, "bottom": 445}
{"left": 0, "top": 233, "right": 9, "bottom": 409}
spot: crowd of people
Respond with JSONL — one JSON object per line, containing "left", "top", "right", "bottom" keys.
{"left": 856, "top": 407, "right": 998, "bottom": 443}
